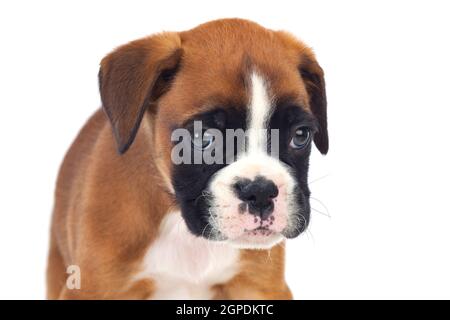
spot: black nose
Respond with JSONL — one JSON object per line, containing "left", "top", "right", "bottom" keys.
{"left": 233, "top": 176, "right": 278, "bottom": 220}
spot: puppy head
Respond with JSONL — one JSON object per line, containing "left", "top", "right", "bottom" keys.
{"left": 99, "top": 19, "right": 327, "bottom": 249}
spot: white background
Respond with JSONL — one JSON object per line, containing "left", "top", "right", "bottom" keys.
{"left": 0, "top": 0, "right": 449, "bottom": 299}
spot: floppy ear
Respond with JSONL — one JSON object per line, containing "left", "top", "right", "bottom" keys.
{"left": 299, "top": 54, "right": 328, "bottom": 154}
{"left": 99, "top": 32, "right": 182, "bottom": 154}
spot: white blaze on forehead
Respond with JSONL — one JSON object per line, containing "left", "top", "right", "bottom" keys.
{"left": 247, "top": 72, "right": 273, "bottom": 155}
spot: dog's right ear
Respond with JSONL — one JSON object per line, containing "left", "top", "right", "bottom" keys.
{"left": 99, "top": 33, "right": 182, "bottom": 154}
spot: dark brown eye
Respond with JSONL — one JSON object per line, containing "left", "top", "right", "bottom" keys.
{"left": 290, "top": 127, "right": 311, "bottom": 149}
{"left": 192, "top": 131, "right": 214, "bottom": 150}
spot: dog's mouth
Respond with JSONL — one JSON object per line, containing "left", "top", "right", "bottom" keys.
{"left": 203, "top": 203, "right": 310, "bottom": 248}
{"left": 202, "top": 189, "right": 304, "bottom": 248}
{"left": 206, "top": 210, "right": 288, "bottom": 248}
{"left": 244, "top": 226, "right": 276, "bottom": 236}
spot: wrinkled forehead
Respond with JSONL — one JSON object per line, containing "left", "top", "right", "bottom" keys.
{"left": 158, "top": 32, "right": 311, "bottom": 125}
{"left": 160, "top": 60, "right": 310, "bottom": 127}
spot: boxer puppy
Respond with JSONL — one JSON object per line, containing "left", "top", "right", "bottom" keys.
{"left": 47, "top": 18, "right": 328, "bottom": 299}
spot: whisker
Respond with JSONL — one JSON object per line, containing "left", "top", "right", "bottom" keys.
{"left": 288, "top": 214, "right": 305, "bottom": 237}
{"left": 305, "top": 229, "right": 316, "bottom": 244}
{"left": 311, "top": 207, "right": 331, "bottom": 218}
{"left": 310, "top": 196, "right": 331, "bottom": 218}
{"left": 308, "top": 173, "right": 331, "bottom": 185}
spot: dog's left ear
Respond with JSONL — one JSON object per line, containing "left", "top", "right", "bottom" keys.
{"left": 299, "top": 53, "right": 328, "bottom": 155}
{"left": 275, "top": 31, "right": 328, "bottom": 155}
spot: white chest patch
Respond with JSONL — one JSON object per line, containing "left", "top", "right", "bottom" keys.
{"left": 134, "top": 211, "right": 240, "bottom": 299}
